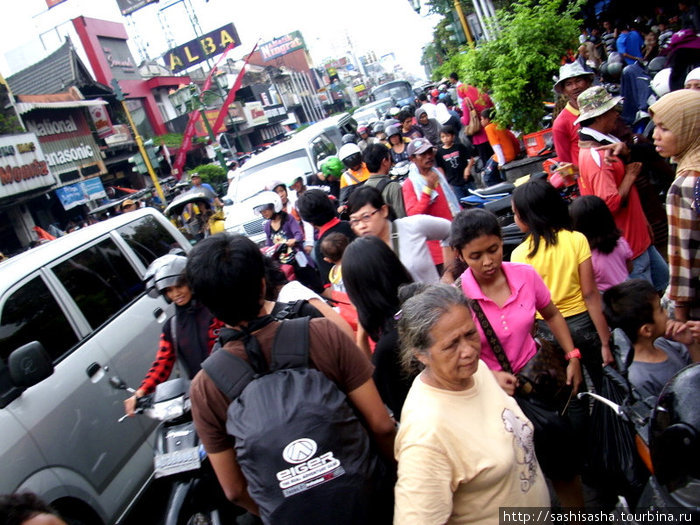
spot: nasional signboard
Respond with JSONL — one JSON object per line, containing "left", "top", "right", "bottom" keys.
{"left": 259, "top": 31, "right": 306, "bottom": 62}
{"left": 163, "top": 23, "right": 241, "bottom": 74}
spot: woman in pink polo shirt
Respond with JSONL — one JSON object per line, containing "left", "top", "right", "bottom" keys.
{"left": 450, "top": 208, "right": 584, "bottom": 508}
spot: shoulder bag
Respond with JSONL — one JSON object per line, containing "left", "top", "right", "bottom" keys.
{"left": 464, "top": 98, "right": 481, "bottom": 136}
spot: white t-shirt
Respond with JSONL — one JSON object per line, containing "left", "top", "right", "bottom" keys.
{"left": 394, "top": 360, "right": 550, "bottom": 524}
{"left": 392, "top": 215, "right": 451, "bottom": 283}
{"left": 277, "top": 280, "right": 325, "bottom": 304}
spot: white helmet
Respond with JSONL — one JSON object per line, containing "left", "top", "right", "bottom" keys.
{"left": 250, "top": 190, "right": 282, "bottom": 215}
{"left": 338, "top": 143, "right": 361, "bottom": 161}
{"left": 651, "top": 68, "right": 672, "bottom": 98}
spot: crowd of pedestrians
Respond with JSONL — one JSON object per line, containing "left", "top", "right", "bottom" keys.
{"left": 105, "top": 3, "right": 700, "bottom": 524}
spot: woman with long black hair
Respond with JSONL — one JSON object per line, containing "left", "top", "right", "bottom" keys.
{"left": 343, "top": 236, "right": 415, "bottom": 419}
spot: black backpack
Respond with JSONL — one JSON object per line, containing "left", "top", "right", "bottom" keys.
{"left": 201, "top": 318, "right": 388, "bottom": 525}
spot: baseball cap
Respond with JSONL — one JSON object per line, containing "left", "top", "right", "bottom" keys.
{"left": 407, "top": 137, "right": 435, "bottom": 156}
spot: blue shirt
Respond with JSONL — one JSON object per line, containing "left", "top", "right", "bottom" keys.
{"left": 617, "top": 31, "right": 643, "bottom": 65}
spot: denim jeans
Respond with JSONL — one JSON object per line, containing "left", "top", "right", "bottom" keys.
{"left": 450, "top": 183, "right": 474, "bottom": 204}
{"left": 482, "top": 158, "right": 504, "bottom": 187}
{"left": 630, "top": 245, "right": 669, "bottom": 293}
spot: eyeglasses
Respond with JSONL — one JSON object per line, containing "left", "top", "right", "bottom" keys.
{"left": 349, "top": 209, "right": 380, "bottom": 227}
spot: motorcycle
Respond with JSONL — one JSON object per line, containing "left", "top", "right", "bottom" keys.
{"left": 577, "top": 339, "right": 700, "bottom": 523}
{"left": 111, "top": 376, "right": 234, "bottom": 525}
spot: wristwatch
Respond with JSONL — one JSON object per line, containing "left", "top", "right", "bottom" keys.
{"left": 565, "top": 348, "right": 582, "bottom": 360}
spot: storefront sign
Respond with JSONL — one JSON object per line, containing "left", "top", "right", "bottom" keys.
{"left": 243, "top": 102, "right": 268, "bottom": 126}
{"left": 98, "top": 37, "right": 140, "bottom": 80}
{"left": 104, "top": 124, "right": 133, "bottom": 146}
{"left": 55, "top": 178, "right": 107, "bottom": 211}
{"left": 163, "top": 23, "right": 241, "bottom": 74}
{"left": 24, "top": 109, "right": 106, "bottom": 177}
{"left": 259, "top": 31, "right": 306, "bottom": 62}
{"left": 88, "top": 102, "right": 114, "bottom": 138}
{"left": 263, "top": 104, "right": 287, "bottom": 119}
{"left": 0, "top": 133, "right": 56, "bottom": 200}
{"left": 116, "top": 0, "right": 158, "bottom": 16}
{"left": 193, "top": 110, "right": 227, "bottom": 137}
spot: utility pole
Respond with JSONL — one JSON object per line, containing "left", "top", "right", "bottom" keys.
{"left": 453, "top": 0, "right": 474, "bottom": 48}
{"left": 111, "top": 79, "right": 167, "bottom": 205}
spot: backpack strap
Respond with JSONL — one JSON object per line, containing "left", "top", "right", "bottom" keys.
{"left": 374, "top": 177, "right": 391, "bottom": 195}
{"left": 201, "top": 349, "right": 256, "bottom": 401}
{"left": 270, "top": 317, "right": 310, "bottom": 371}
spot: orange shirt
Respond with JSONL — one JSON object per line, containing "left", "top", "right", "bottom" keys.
{"left": 484, "top": 122, "right": 518, "bottom": 164}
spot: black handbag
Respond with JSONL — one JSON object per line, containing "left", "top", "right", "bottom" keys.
{"left": 467, "top": 297, "right": 571, "bottom": 411}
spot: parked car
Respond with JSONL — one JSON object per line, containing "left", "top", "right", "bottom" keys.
{"left": 0, "top": 208, "right": 191, "bottom": 525}
{"left": 223, "top": 113, "right": 356, "bottom": 245}
{"left": 352, "top": 97, "right": 394, "bottom": 126}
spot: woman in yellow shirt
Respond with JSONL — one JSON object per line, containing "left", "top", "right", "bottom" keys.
{"left": 510, "top": 179, "right": 613, "bottom": 390}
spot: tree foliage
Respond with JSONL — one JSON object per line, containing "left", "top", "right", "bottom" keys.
{"left": 189, "top": 163, "right": 226, "bottom": 185}
{"left": 437, "top": 0, "right": 582, "bottom": 133}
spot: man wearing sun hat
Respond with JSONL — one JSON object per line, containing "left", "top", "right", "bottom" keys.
{"left": 552, "top": 62, "right": 596, "bottom": 169}
{"left": 576, "top": 85, "right": 669, "bottom": 293}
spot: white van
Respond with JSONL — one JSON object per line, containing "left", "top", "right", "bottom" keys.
{"left": 224, "top": 113, "right": 356, "bottom": 245}
{"left": 0, "top": 208, "right": 191, "bottom": 524}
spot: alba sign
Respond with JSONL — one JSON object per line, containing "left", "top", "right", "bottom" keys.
{"left": 163, "top": 23, "right": 241, "bottom": 74}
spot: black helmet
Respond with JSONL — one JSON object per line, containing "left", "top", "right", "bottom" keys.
{"left": 144, "top": 253, "right": 188, "bottom": 301}
{"left": 372, "top": 121, "right": 385, "bottom": 134}
{"left": 650, "top": 364, "right": 700, "bottom": 495}
{"left": 342, "top": 133, "right": 357, "bottom": 145}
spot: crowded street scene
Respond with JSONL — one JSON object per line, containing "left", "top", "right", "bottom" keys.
{"left": 0, "top": 0, "right": 699, "bottom": 523}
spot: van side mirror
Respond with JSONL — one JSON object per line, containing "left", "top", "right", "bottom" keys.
{"left": 8, "top": 341, "right": 54, "bottom": 388}
{"left": 222, "top": 198, "right": 233, "bottom": 206}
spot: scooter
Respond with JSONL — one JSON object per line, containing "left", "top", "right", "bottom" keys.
{"left": 577, "top": 342, "right": 700, "bottom": 523}
{"left": 112, "top": 377, "right": 232, "bottom": 525}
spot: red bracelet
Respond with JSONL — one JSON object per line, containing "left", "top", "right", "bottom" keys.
{"left": 565, "top": 348, "right": 581, "bottom": 360}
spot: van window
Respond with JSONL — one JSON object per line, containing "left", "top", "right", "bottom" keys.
{"left": 311, "top": 134, "right": 337, "bottom": 166}
{"left": 0, "top": 277, "right": 78, "bottom": 362}
{"left": 118, "top": 216, "right": 181, "bottom": 267}
{"left": 53, "top": 239, "right": 144, "bottom": 330}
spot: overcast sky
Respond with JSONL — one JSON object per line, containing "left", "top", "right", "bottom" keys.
{"left": 0, "top": 0, "right": 439, "bottom": 80}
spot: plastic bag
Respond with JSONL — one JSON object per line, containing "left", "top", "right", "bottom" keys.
{"left": 586, "top": 366, "right": 649, "bottom": 502}
{"left": 516, "top": 395, "right": 579, "bottom": 480}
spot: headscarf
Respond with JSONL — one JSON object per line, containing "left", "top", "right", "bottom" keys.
{"left": 414, "top": 107, "right": 440, "bottom": 145}
{"left": 649, "top": 89, "right": 700, "bottom": 175}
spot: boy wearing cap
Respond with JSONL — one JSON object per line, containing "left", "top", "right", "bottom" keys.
{"left": 552, "top": 62, "right": 595, "bottom": 170}
{"left": 576, "top": 85, "right": 669, "bottom": 294}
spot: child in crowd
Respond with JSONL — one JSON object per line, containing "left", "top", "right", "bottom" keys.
{"left": 320, "top": 231, "right": 350, "bottom": 294}
{"left": 480, "top": 108, "right": 520, "bottom": 186}
{"left": 570, "top": 195, "right": 633, "bottom": 292}
{"left": 603, "top": 279, "right": 697, "bottom": 398}
{"left": 435, "top": 125, "right": 478, "bottom": 201}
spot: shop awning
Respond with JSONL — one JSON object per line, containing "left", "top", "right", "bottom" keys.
{"left": 15, "top": 99, "right": 108, "bottom": 115}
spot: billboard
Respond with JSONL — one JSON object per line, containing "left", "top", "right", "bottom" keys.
{"left": 163, "top": 23, "right": 241, "bottom": 74}
{"left": 259, "top": 31, "right": 306, "bottom": 62}
{"left": 116, "top": 0, "right": 159, "bottom": 16}
{"left": 55, "top": 178, "right": 107, "bottom": 210}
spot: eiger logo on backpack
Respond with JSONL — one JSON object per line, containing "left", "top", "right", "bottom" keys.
{"left": 277, "top": 438, "right": 345, "bottom": 496}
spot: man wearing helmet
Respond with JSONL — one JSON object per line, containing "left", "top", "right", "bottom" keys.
{"left": 338, "top": 143, "right": 371, "bottom": 212}
{"left": 313, "top": 156, "right": 343, "bottom": 199}
{"left": 123, "top": 254, "right": 223, "bottom": 416}
{"left": 552, "top": 62, "right": 595, "bottom": 171}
